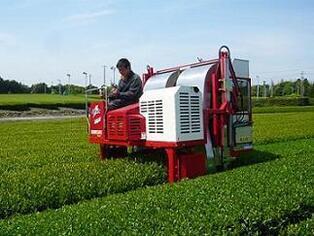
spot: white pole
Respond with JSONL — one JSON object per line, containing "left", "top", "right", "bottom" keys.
{"left": 58, "top": 79, "right": 61, "bottom": 95}
{"left": 66, "top": 74, "right": 71, "bottom": 95}
{"left": 110, "top": 66, "right": 116, "bottom": 85}
{"left": 103, "top": 65, "right": 107, "bottom": 86}
{"left": 82, "top": 72, "right": 88, "bottom": 116}
{"left": 256, "top": 75, "right": 260, "bottom": 98}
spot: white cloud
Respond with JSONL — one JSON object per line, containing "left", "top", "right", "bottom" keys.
{"left": 64, "top": 9, "right": 114, "bottom": 22}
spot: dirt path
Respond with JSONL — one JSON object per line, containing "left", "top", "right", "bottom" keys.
{"left": 0, "top": 108, "right": 86, "bottom": 122}
{"left": 0, "top": 115, "right": 86, "bottom": 122}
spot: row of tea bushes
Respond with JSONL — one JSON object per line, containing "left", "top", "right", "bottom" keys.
{"left": 253, "top": 111, "right": 314, "bottom": 144}
{"left": 252, "top": 97, "right": 310, "bottom": 107}
{"left": 0, "top": 119, "right": 99, "bottom": 174}
{"left": 281, "top": 217, "right": 314, "bottom": 235}
{"left": 0, "top": 159, "right": 165, "bottom": 219}
{"left": 0, "top": 138, "right": 312, "bottom": 235}
{"left": 2, "top": 111, "right": 313, "bottom": 173}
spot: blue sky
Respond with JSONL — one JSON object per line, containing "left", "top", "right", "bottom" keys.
{"left": 0, "top": 0, "right": 313, "bottom": 86}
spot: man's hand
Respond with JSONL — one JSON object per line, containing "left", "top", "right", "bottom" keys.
{"left": 109, "top": 88, "right": 120, "bottom": 98}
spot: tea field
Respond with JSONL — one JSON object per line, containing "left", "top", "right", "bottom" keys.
{"left": 1, "top": 93, "right": 313, "bottom": 112}
{"left": 0, "top": 94, "right": 86, "bottom": 106}
{"left": 0, "top": 94, "right": 100, "bottom": 110}
{"left": 0, "top": 109, "right": 313, "bottom": 235}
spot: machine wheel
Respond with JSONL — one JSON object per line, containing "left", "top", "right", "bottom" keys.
{"left": 112, "top": 146, "right": 128, "bottom": 158}
{"left": 99, "top": 145, "right": 128, "bottom": 160}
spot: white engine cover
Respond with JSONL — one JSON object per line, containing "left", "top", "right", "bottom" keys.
{"left": 140, "top": 86, "right": 204, "bottom": 142}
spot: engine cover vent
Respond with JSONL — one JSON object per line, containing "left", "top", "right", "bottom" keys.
{"left": 179, "top": 93, "right": 201, "bottom": 134}
{"left": 140, "top": 86, "right": 203, "bottom": 142}
{"left": 141, "top": 100, "right": 164, "bottom": 134}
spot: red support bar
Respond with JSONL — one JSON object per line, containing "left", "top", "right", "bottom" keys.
{"left": 218, "top": 52, "right": 229, "bottom": 148}
{"left": 211, "top": 72, "right": 218, "bottom": 146}
{"left": 142, "top": 66, "right": 155, "bottom": 86}
{"left": 156, "top": 59, "right": 219, "bottom": 74}
{"left": 207, "top": 109, "right": 227, "bottom": 114}
{"left": 219, "top": 101, "right": 228, "bottom": 111}
{"left": 219, "top": 112, "right": 225, "bottom": 147}
{"left": 165, "top": 148, "right": 178, "bottom": 183}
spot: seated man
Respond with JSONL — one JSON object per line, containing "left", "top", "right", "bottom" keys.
{"left": 107, "top": 58, "right": 143, "bottom": 110}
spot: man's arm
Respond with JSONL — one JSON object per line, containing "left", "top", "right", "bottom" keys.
{"left": 108, "top": 85, "right": 119, "bottom": 98}
{"left": 119, "top": 77, "right": 143, "bottom": 100}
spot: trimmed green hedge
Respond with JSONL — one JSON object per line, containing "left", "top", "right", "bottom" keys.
{"left": 0, "top": 139, "right": 312, "bottom": 235}
{"left": 253, "top": 111, "right": 314, "bottom": 144}
{"left": 252, "top": 97, "right": 310, "bottom": 107}
{"left": 1, "top": 94, "right": 312, "bottom": 111}
{"left": 0, "top": 94, "right": 102, "bottom": 110}
{"left": 0, "top": 119, "right": 98, "bottom": 173}
{"left": 0, "top": 159, "right": 165, "bottom": 219}
{"left": 253, "top": 106, "right": 314, "bottom": 114}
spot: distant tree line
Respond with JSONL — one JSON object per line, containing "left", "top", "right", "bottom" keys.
{"left": 1, "top": 75, "right": 314, "bottom": 97}
{"left": 0, "top": 76, "right": 30, "bottom": 93}
{"left": 252, "top": 78, "right": 314, "bottom": 98}
{"left": 0, "top": 76, "right": 90, "bottom": 95}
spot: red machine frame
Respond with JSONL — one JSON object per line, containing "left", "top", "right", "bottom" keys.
{"left": 88, "top": 47, "right": 252, "bottom": 183}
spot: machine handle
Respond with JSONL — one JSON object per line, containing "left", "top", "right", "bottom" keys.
{"left": 85, "top": 87, "right": 99, "bottom": 93}
{"left": 85, "top": 85, "right": 108, "bottom": 134}
{"left": 219, "top": 45, "right": 231, "bottom": 57}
